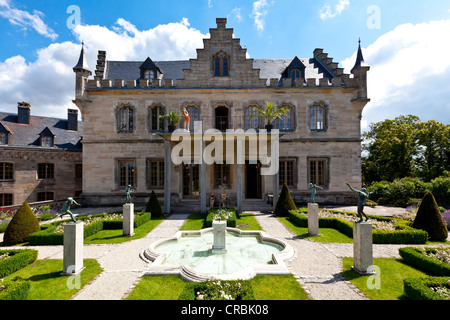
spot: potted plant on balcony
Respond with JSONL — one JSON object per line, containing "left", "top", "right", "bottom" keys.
{"left": 160, "top": 112, "right": 182, "bottom": 132}
{"left": 250, "top": 101, "right": 290, "bottom": 132}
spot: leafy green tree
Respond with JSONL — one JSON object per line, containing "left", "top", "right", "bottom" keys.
{"left": 274, "top": 183, "right": 297, "bottom": 217}
{"left": 362, "top": 115, "right": 420, "bottom": 184}
{"left": 4, "top": 202, "right": 40, "bottom": 245}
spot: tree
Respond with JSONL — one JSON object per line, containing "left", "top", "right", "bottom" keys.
{"left": 274, "top": 183, "right": 297, "bottom": 217}
{"left": 146, "top": 191, "right": 163, "bottom": 218}
{"left": 412, "top": 192, "right": 448, "bottom": 241}
{"left": 4, "top": 202, "right": 40, "bottom": 245}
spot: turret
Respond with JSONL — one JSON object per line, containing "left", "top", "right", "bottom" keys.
{"left": 73, "top": 42, "right": 92, "bottom": 99}
{"left": 351, "top": 39, "right": 370, "bottom": 100}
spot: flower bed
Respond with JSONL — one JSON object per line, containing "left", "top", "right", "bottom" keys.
{"left": 403, "top": 277, "right": 450, "bottom": 300}
{"left": 0, "top": 249, "right": 38, "bottom": 278}
{"left": 205, "top": 207, "right": 237, "bottom": 228}
{"left": 28, "top": 212, "right": 151, "bottom": 245}
{"left": 399, "top": 246, "right": 450, "bottom": 276}
{"left": 289, "top": 209, "right": 428, "bottom": 244}
{"left": 178, "top": 280, "right": 255, "bottom": 300}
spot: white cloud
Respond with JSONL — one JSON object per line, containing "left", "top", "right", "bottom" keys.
{"left": 341, "top": 19, "right": 450, "bottom": 128}
{"left": 0, "top": 18, "right": 208, "bottom": 119}
{"left": 251, "top": 0, "right": 270, "bottom": 31}
{"left": 0, "top": 1, "right": 58, "bottom": 40}
{"left": 319, "top": 0, "right": 350, "bottom": 21}
{"left": 228, "top": 7, "right": 243, "bottom": 23}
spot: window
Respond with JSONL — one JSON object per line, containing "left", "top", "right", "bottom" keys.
{"left": 0, "top": 194, "right": 13, "bottom": 206}
{"left": 37, "top": 192, "right": 54, "bottom": 202}
{"left": 309, "top": 158, "right": 328, "bottom": 187}
{"left": 147, "top": 159, "right": 164, "bottom": 188}
{"left": 118, "top": 160, "right": 135, "bottom": 187}
{"left": 310, "top": 105, "right": 325, "bottom": 131}
{"left": 150, "top": 105, "right": 165, "bottom": 131}
{"left": 0, "top": 162, "right": 13, "bottom": 180}
{"left": 38, "top": 163, "right": 54, "bottom": 179}
{"left": 245, "top": 105, "right": 261, "bottom": 130}
{"left": 214, "top": 164, "right": 230, "bottom": 187}
{"left": 278, "top": 106, "right": 293, "bottom": 131}
{"left": 290, "top": 68, "right": 302, "bottom": 85}
{"left": 41, "top": 136, "right": 54, "bottom": 147}
{"left": 214, "top": 51, "right": 230, "bottom": 76}
{"left": 144, "top": 69, "right": 154, "bottom": 80}
{"left": 184, "top": 105, "right": 199, "bottom": 132}
{"left": 118, "top": 105, "right": 134, "bottom": 132}
{"left": 75, "top": 163, "right": 82, "bottom": 180}
{"left": 0, "top": 133, "right": 6, "bottom": 144}
{"left": 215, "top": 106, "right": 229, "bottom": 131}
{"left": 279, "top": 159, "right": 295, "bottom": 186}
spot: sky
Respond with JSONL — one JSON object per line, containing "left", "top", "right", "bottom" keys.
{"left": 0, "top": 0, "right": 449, "bottom": 130}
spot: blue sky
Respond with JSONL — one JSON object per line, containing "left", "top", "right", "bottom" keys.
{"left": 0, "top": 0, "right": 449, "bottom": 128}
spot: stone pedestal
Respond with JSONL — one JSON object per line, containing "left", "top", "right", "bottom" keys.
{"left": 352, "top": 221, "right": 374, "bottom": 274}
{"left": 307, "top": 203, "right": 319, "bottom": 236}
{"left": 123, "top": 203, "right": 134, "bottom": 236}
{"left": 62, "top": 222, "right": 84, "bottom": 275}
{"left": 212, "top": 220, "right": 227, "bottom": 252}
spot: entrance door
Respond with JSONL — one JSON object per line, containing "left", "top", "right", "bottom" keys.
{"left": 183, "top": 164, "right": 199, "bottom": 199}
{"left": 245, "top": 161, "right": 261, "bottom": 199}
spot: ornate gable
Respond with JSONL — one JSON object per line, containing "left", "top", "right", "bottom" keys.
{"left": 177, "top": 18, "right": 266, "bottom": 88}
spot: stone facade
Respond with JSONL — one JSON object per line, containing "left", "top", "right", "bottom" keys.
{"left": 73, "top": 18, "right": 370, "bottom": 209}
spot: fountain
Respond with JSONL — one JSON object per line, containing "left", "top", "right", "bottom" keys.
{"left": 141, "top": 221, "right": 294, "bottom": 282}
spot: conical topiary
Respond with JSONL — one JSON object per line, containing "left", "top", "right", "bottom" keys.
{"left": 3, "top": 202, "right": 40, "bottom": 245}
{"left": 274, "top": 183, "right": 297, "bottom": 217}
{"left": 412, "top": 192, "right": 448, "bottom": 241}
{"left": 146, "top": 191, "right": 163, "bottom": 218}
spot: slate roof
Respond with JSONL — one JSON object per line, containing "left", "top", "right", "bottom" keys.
{"left": 0, "top": 112, "right": 83, "bottom": 151}
{"left": 104, "top": 57, "right": 335, "bottom": 81}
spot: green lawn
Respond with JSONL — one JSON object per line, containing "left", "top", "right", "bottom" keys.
{"left": 180, "top": 212, "right": 263, "bottom": 231}
{"left": 342, "top": 257, "right": 429, "bottom": 300}
{"left": 3, "top": 259, "right": 103, "bottom": 300}
{"left": 277, "top": 216, "right": 353, "bottom": 243}
{"left": 126, "top": 274, "right": 309, "bottom": 300}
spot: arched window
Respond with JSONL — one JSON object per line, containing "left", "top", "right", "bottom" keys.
{"left": 149, "top": 104, "right": 165, "bottom": 131}
{"left": 245, "top": 105, "right": 261, "bottom": 130}
{"left": 118, "top": 105, "right": 134, "bottom": 132}
{"left": 310, "top": 105, "right": 326, "bottom": 131}
{"left": 214, "top": 51, "right": 230, "bottom": 76}
{"left": 144, "top": 69, "right": 154, "bottom": 80}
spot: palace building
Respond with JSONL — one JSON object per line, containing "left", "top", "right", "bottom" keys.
{"left": 72, "top": 18, "right": 370, "bottom": 212}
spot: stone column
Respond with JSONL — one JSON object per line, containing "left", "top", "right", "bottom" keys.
{"left": 164, "top": 137, "right": 171, "bottom": 215}
{"left": 352, "top": 221, "right": 374, "bottom": 274}
{"left": 307, "top": 203, "right": 319, "bottom": 236}
{"left": 236, "top": 163, "right": 243, "bottom": 213}
{"left": 123, "top": 203, "right": 134, "bottom": 236}
{"left": 200, "top": 140, "right": 207, "bottom": 214}
{"left": 62, "top": 222, "right": 84, "bottom": 275}
{"left": 212, "top": 220, "right": 227, "bottom": 252}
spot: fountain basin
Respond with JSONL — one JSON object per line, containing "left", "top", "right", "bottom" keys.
{"left": 141, "top": 227, "right": 294, "bottom": 282}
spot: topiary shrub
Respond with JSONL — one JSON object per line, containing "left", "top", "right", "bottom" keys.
{"left": 3, "top": 202, "right": 40, "bottom": 245}
{"left": 412, "top": 192, "right": 448, "bottom": 241}
{"left": 146, "top": 191, "right": 163, "bottom": 218}
{"left": 274, "top": 183, "right": 297, "bottom": 217}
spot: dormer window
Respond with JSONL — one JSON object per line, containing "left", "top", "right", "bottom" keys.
{"left": 290, "top": 69, "right": 302, "bottom": 81}
{"left": 0, "top": 133, "right": 6, "bottom": 145}
{"left": 282, "top": 57, "right": 306, "bottom": 86}
{"left": 140, "top": 57, "right": 161, "bottom": 81}
{"left": 39, "top": 127, "right": 55, "bottom": 147}
{"left": 214, "top": 51, "right": 229, "bottom": 76}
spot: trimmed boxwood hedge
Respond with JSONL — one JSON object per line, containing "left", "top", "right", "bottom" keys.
{"left": 403, "top": 276, "right": 450, "bottom": 300}
{"left": 0, "top": 279, "right": 31, "bottom": 300}
{"left": 288, "top": 210, "right": 428, "bottom": 244}
{"left": 178, "top": 280, "right": 255, "bottom": 300}
{"left": 399, "top": 247, "right": 450, "bottom": 276}
{"left": 28, "top": 212, "right": 152, "bottom": 245}
{"left": 205, "top": 207, "right": 237, "bottom": 228}
{"left": 0, "top": 249, "right": 38, "bottom": 278}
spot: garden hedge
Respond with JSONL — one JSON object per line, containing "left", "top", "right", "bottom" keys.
{"left": 288, "top": 210, "right": 428, "bottom": 244}
{"left": 399, "top": 247, "right": 450, "bottom": 276}
{"left": 28, "top": 212, "right": 152, "bottom": 245}
{"left": 403, "top": 276, "right": 450, "bottom": 300}
{"left": 0, "top": 249, "right": 38, "bottom": 278}
{"left": 205, "top": 207, "right": 237, "bottom": 228}
{"left": 3, "top": 202, "right": 40, "bottom": 245}
{"left": 178, "top": 280, "right": 255, "bottom": 300}
{"left": 0, "top": 279, "right": 31, "bottom": 300}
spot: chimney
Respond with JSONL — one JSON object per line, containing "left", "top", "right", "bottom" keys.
{"left": 17, "top": 102, "right": 31, "bottom": 124}
{"left": 67, "top": 109, "right": 78, "bottom": 131}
